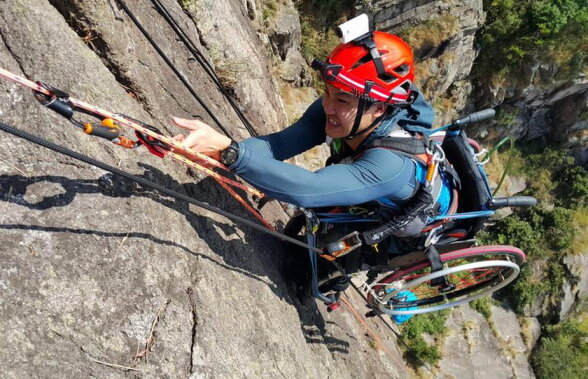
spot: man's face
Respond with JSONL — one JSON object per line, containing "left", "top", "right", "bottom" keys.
{"left": 321, "top": 83, "right": 385, "bottom": 139}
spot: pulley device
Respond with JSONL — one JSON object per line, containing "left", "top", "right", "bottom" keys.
{"left": 0, "top": 67, "right": 276, "bottom": 228}
{"left": 0, "top": 66, "right": 338, "bottom": 254}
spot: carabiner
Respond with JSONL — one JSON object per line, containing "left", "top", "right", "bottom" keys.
{"left": 424, "top": 224, "right": 443, "bottom": 247}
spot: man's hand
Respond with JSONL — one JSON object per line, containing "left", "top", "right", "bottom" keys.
{"left": 171, "top": 117, "right": 232, "bottom": 160}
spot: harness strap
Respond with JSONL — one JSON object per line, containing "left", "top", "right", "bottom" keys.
{"left": 369, "top": 135, "right": 428, "bottom": 154}
{"left": 424, "top": 244, "right": 450, "bottom": 287}
{"left": 362, "top": 185, "right": 434, "bottom": 245}
{"left": 367, "top": 135, "right": 430, "bottom": 165}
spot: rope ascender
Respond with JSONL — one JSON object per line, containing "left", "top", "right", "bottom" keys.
{"left": 0, "top": 65, "right": 276, "bottom": 222}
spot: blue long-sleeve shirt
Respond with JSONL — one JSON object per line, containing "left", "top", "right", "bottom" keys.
{"left": 230, "top": 89, "right": 436, "bottom": 209}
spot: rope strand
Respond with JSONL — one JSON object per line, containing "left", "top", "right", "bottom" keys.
{"left": 149, "top": 0, "right": 258, "bottom": 137}
{"left": 115, "top": 0, "right": 233, "bottom": 137}
{"left": 0, "top": 121, "right": 319, "bottom": 252}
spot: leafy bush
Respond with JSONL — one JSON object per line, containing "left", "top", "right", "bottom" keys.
{"left": 476, "top": 0, "right": 588, "bottom": 81}
{"left": 556, "top": 164, "right": 588, "bottom": 208}
{"left": 481, "top": 214, "right": 541, "bottom": 256}
{"left": 406, "top": 338, "right": 442, "bottom": 366}
{"left": 401, "top": 310, "right": 449, "bottom": 367}
{"left": 484, "top": 147, "right": 576, "bottom": 255}
{"left": 531, "top": 320, "right": 588, "bottom": 378}
{"left": 503, "top": 265, "right": 542, "bottom": 314}
{"left": 521, "top": 148, "right": 579, "bottom": 204}
{"left": 539, "top": 208, "right": 573, "bottom": 251}
{"left": 403, "top": 310, "right": 449, "bottom": 339}
{"left": 530, "top": 0, "right": 587, "bottom": 36}
{"left": 470, "top": 297, "right": 495, "bottom": 320}
{"left": 481, "top": 202, "right": 574, "bottom": 316}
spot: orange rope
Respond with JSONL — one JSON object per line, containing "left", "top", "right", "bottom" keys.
{"left": 0, "top": 67, "right": 273, "bottom": 228}
{"left": 167, "top": 151, "right": 263, "bottom": 197}
{"left": 214, "top": 177, "right": 274, "bottom": 230}
{"left": 340, "top": 296, "right": 406, "bottom": 370}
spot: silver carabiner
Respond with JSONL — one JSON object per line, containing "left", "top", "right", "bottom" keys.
{"left": 433, "top": 143, "right": 446, "bottom": 163}
{"left": 424, "top": 224, "right": 443, "bottom": 247}
{"left": 475, "top": 148, "right": 490, "bottom": 165}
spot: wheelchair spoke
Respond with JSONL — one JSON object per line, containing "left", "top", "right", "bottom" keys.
{"left": 366, "top": 246, "right": 526, "bottom": 315}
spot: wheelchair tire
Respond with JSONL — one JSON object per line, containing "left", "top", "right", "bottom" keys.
{"left": 366, "top": 245, "right": 525, "bottom": 316}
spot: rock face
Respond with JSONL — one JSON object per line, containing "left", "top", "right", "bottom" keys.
{"left": 476, "top": 76, "right": 588, "bottom": 164}
{"left": 0, "top": 1, "right": 406, "bottom": 377}
{"left": 561, "top": 252, "right": 588, "bottom": 320}
{"left": 3, "top": 0, "right": 576, "bottom": 377}
{"left": 359, "top": 0, "right": 486, "bottom": 123}
{"left": 439, "top": 305, "right": 535, "bottom": 378}
{"left": 178, "top": 0, "right": 290, "bottom": 133}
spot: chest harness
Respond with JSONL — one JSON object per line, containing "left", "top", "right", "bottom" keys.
{"left": 322, "top": 128, "right": 461, "bottom": 288}
{"left": 325, "top": 127, "right": 461, "bottom": 246}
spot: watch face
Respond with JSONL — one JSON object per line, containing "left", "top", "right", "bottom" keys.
{"left": 223, "top": 149, "right": 237, "bottom": 163}
{"left": 221, "top": 142, "right": 239, "bottom": 165}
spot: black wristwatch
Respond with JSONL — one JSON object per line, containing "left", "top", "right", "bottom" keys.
{"left": 219, "top": 140, "right": 240, "bottom": 166}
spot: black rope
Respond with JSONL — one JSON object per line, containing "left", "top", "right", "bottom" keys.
{"left": 150, "top": 0, "right": 258, "bottom": 137}
{"left": 115, "top": 0, "right": 233, "bottom": 138}
{"left": 0, "top": 121, "right": 322, "bottom": 253}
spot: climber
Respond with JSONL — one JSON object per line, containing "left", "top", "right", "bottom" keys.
{"left": 171, "top": 17, "right": 453, "bottom": 303}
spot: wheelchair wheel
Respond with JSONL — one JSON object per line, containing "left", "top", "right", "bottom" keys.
{"left": 366, "top": 245, "right": 525, "bottom": 316}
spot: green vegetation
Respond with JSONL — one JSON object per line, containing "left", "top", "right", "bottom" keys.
{"left": 297, "top": 0, "right": 355, "bottom": 60}
{"left": 557, "top": 164, "right": 588, "bottom": 209}
{"left": 470, "top": 297, "right": 496, "bottom": 320}
{"left": 476, "top": 0, "right": 588, "bottom": 82}
{"left": 177, "top": 0, "right": 200, "bottom": 12}
{"left": 494, "top": 106, "right": 520, "bottom": 129}
{"left": 497, "top": 147, "right": 584, "bottom": 204}
{"left": 398, "top": 15, "right": 459, "bottom": 53}
{"left": 401, "top": 310, "right": 449, "bottom": 367}
{"left": 206, "top": 47, "right": 247, "bottom": 91}
{"left": 486, "top": 207, "right": 573, "bottom": 256}
{"left": 571, "top": 207, "right": 588, "bottom": 255}
{"left": 296, "top": 0, "right": 355, "bottom": 86}
{"left": 262, "top": 1, "right": 277, "bottom": 24}
{"left": 479, "top": 146, "right": 587, "bottom": 317}
{"left": 299, "top": 20, "right": 340, "bottom": 63}
{"left": 531, "top": 320, "right": 588, "bottom": 378}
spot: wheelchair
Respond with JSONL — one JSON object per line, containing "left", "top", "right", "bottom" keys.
{"left": 284, "top": 110, "right": 537, "bottom": 316}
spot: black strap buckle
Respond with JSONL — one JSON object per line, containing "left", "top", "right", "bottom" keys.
{"left": 425, "top": 245, "right": 453, "bottom": 289}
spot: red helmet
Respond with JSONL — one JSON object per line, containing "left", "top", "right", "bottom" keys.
{"left": 312, "top": 31, "right": 415, "bottom": 105}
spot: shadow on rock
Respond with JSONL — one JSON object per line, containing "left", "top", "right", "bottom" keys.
{"left": 0, "top": 164, "right": 352, "bottom": 354}
{"left": 299, "top": 308, "right": 351, "bottom": 354}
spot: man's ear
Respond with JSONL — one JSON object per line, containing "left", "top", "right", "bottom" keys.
{"left": 373, "top": 102, "right": 387, "bottom": 118}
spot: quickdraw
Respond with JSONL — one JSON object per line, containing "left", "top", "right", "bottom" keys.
{"left": 0, "top": 67, "right": 273, "bottom": 229}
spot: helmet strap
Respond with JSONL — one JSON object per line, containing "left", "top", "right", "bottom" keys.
{"left": 357, "top": 34, "right": 386, "bottom": 78}
{"left": 344, "top": 98, "right": 367, "bottom": 140}
{"left": 344, "top": 99, "right": 386, "bottom": 140}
